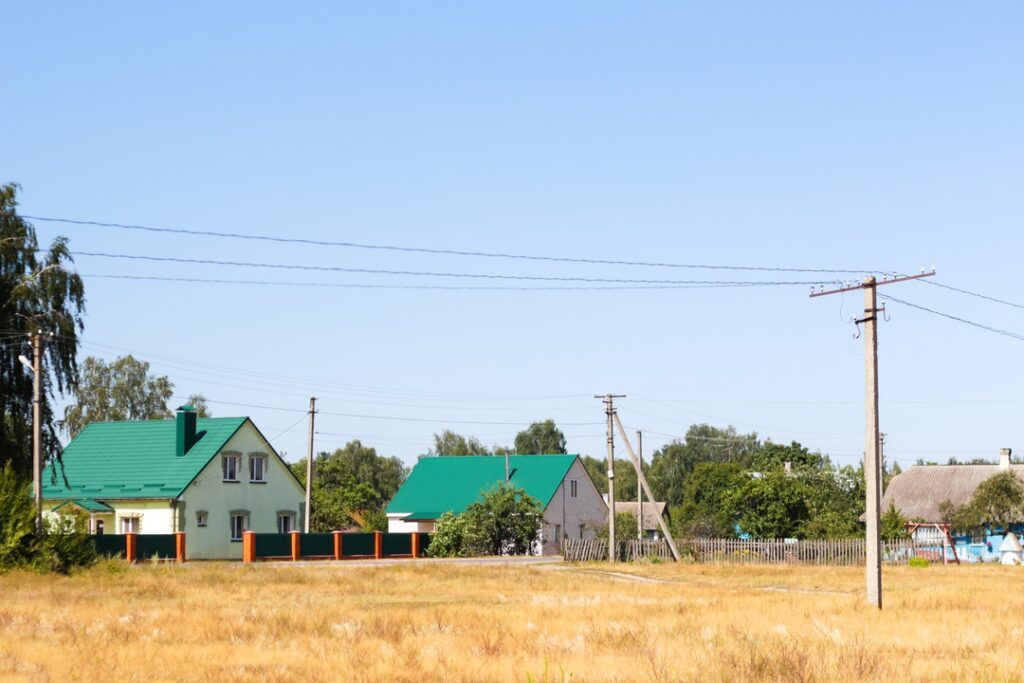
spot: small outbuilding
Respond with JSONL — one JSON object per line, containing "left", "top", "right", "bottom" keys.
{"left": 610, "top": 501, "right": 669, "bottom": 540}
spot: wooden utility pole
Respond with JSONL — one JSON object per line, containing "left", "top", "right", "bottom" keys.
{"left": 595, "top": 394, "right": 625, "bottom": 561}
{"left": 811, "top": 269, "right": 934, "bottom": 608}
{"left": 304, "top": 396, "right": 317, "bottom": 533}
{"left": 613, "top": 413, "right": 681, "bottom": 561}
{"left": 31, "top": 331, "right": 43, "bottom": 534}
{"left": 637, "top": 430, "right": 643, "bottom": 541}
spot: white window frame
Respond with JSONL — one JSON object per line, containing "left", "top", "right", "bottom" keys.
{"left": 119, "top": 516, "right": 140, "bottom": 534}
{"left": 569, "top": 479, "right": 578, "bottom": 498}
{"left": 230, "top": 512, "right": 249, "bottom": 541}
{"left": 196, "top": 511, "right": 208, "bottom": 527}
{"left": 222, "top": 454, "right": 240, "bottom": 482}
{"left": 277, "top": 512, "right": 295, "bottom": 534}
{"left": 249, "top": 454, "right": 267, "bottom": 483}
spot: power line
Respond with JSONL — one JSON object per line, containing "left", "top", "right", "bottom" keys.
{"left": 918, "top": 278, "right": 1024, "bottom": 311}
{"left": 28, "top": 214, "right": 873, "bottom": 274}
{"left": 68, "top": 250, "right": 839, "bottom": 286}
{"left": 880, "top": 294, "right": 1024, "bottom": 342}
{"left": 78, "top": 272, "right": 813, "bottom": 291}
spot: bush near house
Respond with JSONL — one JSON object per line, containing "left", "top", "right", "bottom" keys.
{"left": 0, "top": 464, "right": 95, "bottom": 574}
{"left": 427, "top": 483, "right": 543, "bottom": 557}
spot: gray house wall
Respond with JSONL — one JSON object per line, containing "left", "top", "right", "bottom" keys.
{"left": 540, "top": 458, "right": 608, "bottom": 555}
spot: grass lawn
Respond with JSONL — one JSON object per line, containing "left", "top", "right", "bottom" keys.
{"left": 1, "top": 559, "right": 1023, "bottom": 682}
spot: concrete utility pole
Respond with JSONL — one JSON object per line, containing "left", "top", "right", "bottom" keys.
{"left": 637, "top": 430, "right": 643, "bottom": 541}
{"left": 304, "top": 396, "right": 317, "bottom": 533}
{"left": 595, "top": 394, "right": 625, "bottom": 561}
{"left": 31, "top": 331, "right": 43, "bottom": 533}
{"left": 811, "top": 269, "right": 934, "bottom": 608}
{"left": 613, "top": 413, "right": 681, "bottom": 561}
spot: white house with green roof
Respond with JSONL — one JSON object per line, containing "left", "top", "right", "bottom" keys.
{"left": 42, "top": 406, "right": 304, "bottom": 560}
{"left": 385, "top": 454, "right": 607, "bottom": 555}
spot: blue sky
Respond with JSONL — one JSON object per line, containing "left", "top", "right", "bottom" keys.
{"left": 3, "top": 3, "right": 1023, "bottom": 468}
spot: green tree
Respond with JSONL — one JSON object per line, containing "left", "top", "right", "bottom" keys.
{"left": 957, "top": 472, "right": 1024, "bottom": 532}
{"left": 752, "top": 441, "right": 827, "bottom": 473}
{"left": 514, "top": 419, "right": 567, "bottom": 454}
{"left": 291, "top": 440, "right": 408, "bottom": 531}
{"left": 648, "top": 425, "right": 760, "bottom": 506}
{"left": 428, "top": 484, "right": 544, "bottom": 557}
{"left": 430, "top": 430, "right": 492, "bottom": 456}
{"left": 673, "top": 461, "right": 746, "bottom": 537}
{"left": 880, "top": 501, "right": 910, "bottom": 541}
{"left": 63, "top": 355, "right": 173, "bottom": 437}
{"left": 186, "top": 394, "right": 211, "bottom": 418}
{"left": 598, "top": 511, "right": 639, "bottom": 542}
{"left": 0, "top": 184, "right": 86, "bottom": 478}
{"left": 724, "top": 470, "right": 811, "bottom": 539}
{"left": 426, "top": 511, "right": 483, "bottom": 558}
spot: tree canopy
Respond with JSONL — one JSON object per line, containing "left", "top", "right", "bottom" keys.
{"left": 430, "top": 429, "right": 493, "bottom": 456}
{"left": 427, "top": 483, "right": 543, "bottom": 557}
{"left": 291, "top": 440, "right": 408, "bottom": 532}
{"left": 514, "top": 419, "right": 567, "bottom": 455}
{"left": 648, "top": 424, "right": 760, "bottom": 507}
{"left": 954, "top": 471, "right": 1024, "bottom": 532}
{"left": 62, "top": 355, "right": 174, "bottom": 437}
{"left": 0, "top": 184, "right": 86, "bottom": 478}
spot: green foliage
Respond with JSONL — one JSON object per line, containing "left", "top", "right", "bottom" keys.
{"left": 956, "top": 471, "right": 1024, "bottom": 532}
{"left": 0, "top": 464, "right": 95, "bottom": 573}
{"left": 430, "top": 429, "right": 493, "bottom": 456}
{"left": 291, "top": 440, "right": 408, "bottom": 532}
{"left": 514, "top": 420, "right": 567, "bottom": 455}
{"left": 359, "top": 508, "right": 388, "bottom": 532}
{"left": 908, "top": 556, "right": 930, "bottom": 568}
{"left": 752, "top": 441, "right": 827, "bottom": 473}
{"left": 427, "top": 484, "right": 543, "bottom": 557}
{"left": 579, "top": 455, "right": 607, "bottom": 495}
{"left": 648, "top": 425, "right": 760, "bottom": 506}
{"left": 426, "top": 512, "right": 482, "bottom": 558}
{"left": 672, "top": 462, "right": 746, "bottom": 537}
{"left": 724, "top": 471, "right": 810, "bottom": 539}
{"left": 0, "top": 184, "right": 86, "bottom": 478}
{"left": 880, "top": 501, "right": 910, "bottom": 541}
{"left": 63, "top": 355, "right": 174, "bottom": 437}
{"left": 186, "top": 394, "right": 211, "bottom": 418}
{"left": 598, "top": 511, "right": 639, "bottom": 542}
{"left": 0, "top": 463, "right": 35, "bottom": 568}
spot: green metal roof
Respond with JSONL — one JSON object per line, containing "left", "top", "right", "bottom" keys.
{"left": 51, "top": 498, "right": 114, "bottom": 513}
{"left": 385, "top": 454, "right": 578, "bottom": 519}
{"left": 43, "top": 417, "right": 248, "bottom": 501}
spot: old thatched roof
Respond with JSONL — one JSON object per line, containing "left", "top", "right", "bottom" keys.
{"left": 611, "top": 501, "right": 668, "bottom": 530}
{"left": 880, "top": 465, "right": 1024, "bottom": 522}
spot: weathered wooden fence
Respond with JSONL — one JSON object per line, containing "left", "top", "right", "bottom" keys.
{"left": 563, "top": 537, "right": 932, "bottom": 565}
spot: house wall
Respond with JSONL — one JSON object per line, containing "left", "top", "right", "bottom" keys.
{"left": 540, "top": 458, "right": 608, "bottom": 555}
{"left": 178, "top": 421, "right": 305, "bottom": 560}
{"left": 387, "top": 516, "right": 436, "bottom": 533}
{"left": 45, "top": 501, "right": 169, "bottom": 534}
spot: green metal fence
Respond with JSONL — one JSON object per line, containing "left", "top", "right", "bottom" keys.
{"left": 382, "top": 533, "right": 412, "bottom": 557}
{"left": 254, "top": 533, "right": 292, "bottom": 558}
{"left": 302, "top": 533, "right": 334, "bottom": 557}
{"left": 135, "top": 534, "right": 178, "bottom": 560}
{"left": 91, "top": 534, "right": 126, "bottom": 558}
{"left": 342, "top": 533, "right": 376, "bottom": 557}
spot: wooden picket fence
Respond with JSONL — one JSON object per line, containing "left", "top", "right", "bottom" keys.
{"left": 562, "top": 537, "right": 931, "bottom": 565}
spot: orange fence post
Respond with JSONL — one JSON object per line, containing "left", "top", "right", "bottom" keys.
{"left": 290, "top": 530, "right": 301, "bottom": 561}
{"left": 374, "top": 530, "right": 383, "bottom": 560}
{"left": 411, "top": 532, "right": 420, "bottom": 558}
{"left": 333, "top": 531, "right": 343, "bottom": 560}
{"left": 242, "top": 530, "right": 255, "bottom": 563}
{"left": 175, "top": 531, "right": 186, "bottom": 563}
{"left": 125, "top": 532, "right": 137, "bottom": 564}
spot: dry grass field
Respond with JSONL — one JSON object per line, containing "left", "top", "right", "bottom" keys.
{"left": 2, "top": 559, "right": 1024, "bottom": 682}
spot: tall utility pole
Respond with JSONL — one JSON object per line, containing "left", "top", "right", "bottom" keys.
{"left": 31, "top": 331, "right": 43, "bottom": 533}
{"left": 594, "top": 394, "right": 625, "bottom": 561}
{"left": 304, "top": 396, "right": 317, "bottom": 533}
{"left": 811, "top": 270, "right": 934, "bottom": 608}
{"left": 636, "top": 430, "right": 643, "bottom": 541}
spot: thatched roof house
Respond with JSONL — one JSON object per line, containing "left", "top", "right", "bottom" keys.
{"left": 880, "top": 449, "right": 1024, "bottom": 523}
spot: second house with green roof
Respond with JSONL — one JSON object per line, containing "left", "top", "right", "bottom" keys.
{"left": 384, "top": 454, "right": 607, "bottom": 555}
{"left": 42, "top": 405, "right": 305, "bottom": 560}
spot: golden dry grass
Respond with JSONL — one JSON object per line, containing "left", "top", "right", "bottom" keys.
{"left": 2, "top": 559, "right": 1024, "bottom": 682}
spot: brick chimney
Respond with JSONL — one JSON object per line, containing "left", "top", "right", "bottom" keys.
{"left": 999, "top": 448, "right": 1012, "bottom": 470}
{"left": 176, "top": 405, "right": 198, "bottom": 457}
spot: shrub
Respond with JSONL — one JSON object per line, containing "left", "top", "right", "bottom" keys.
{"left": 908, "top": 556, "right": 929, "bottom": 568}
{"left": 427, "top": 484, "right": 544, "bottom": 557}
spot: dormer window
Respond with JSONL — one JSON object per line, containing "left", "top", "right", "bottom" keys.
{"left": 249, "top": 454, "right": 267, "bottom": 483}
{"left": 222, "top": 454, "right": 240, "bottom": 482}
